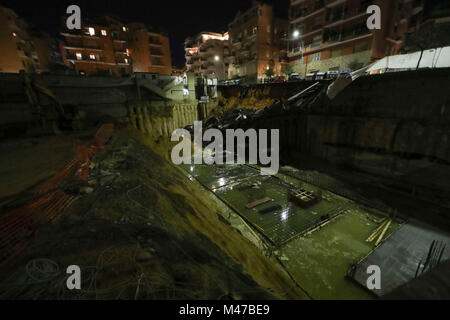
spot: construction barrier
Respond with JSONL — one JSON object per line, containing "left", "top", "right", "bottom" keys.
{"left": 0, "top": 124, "right": 114, "bottom": 265}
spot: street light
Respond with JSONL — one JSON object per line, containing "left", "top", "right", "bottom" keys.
{"left": 292, "top": 29, "right": 304, "bottom": 64}
{"left": 214, "top": 55, "right": 226, "bottom": 80}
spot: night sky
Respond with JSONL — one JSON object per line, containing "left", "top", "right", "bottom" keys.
{"left": 0, "top": 0, "right": 289, "bottom": 68}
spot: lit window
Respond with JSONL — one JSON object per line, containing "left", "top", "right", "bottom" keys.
{"left": 126, "top": 49, "right": 130, "bottom": 56}
{"left": 89, "top": 54, "right": 96, "bottom": 60}
{"left": 122, "top": 26, "right": 127, "bottom": 32}
{"left": 101, "top": 29, "right": 107, "bottom": 36}
{"left": 124, "top": 58, "right": 129, "bottom": 64}
{"left": 88, "top": 27, "right": 95, "bottom": 36}
{"left": 76, "top": 53, "right": 82, "bottom": 60}
{"left": 267, "top": 25, "right": 271, "bottom": 33}
{"left": 311, "top": 52, "right": 321, "bottom": 62}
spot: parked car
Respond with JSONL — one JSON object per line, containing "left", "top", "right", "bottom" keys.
{"left": 288, "top": 73, "right": 304, "bottom": 82}
{"left": 306, "top": 73, "right": 316, "bottom": 81}
{"left": 315, "top": 72, "right": 327, "bottom": 80}
{"left": 326, "top": 70, "right": 339, "bottom": 79}
{"left": 273, "top": 76, "right": 287, "bottom": 83}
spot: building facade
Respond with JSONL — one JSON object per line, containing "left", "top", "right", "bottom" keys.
{"left": 287, "top": 0, "right": 437, "bottom": 76}
{"left": 60, "top": 16, "right": 131, "bottom": 76}
{"left": 184, "top": 32, "right": 230, "bottom": 80}
{"left": 128, "top": 23, "right": 172, "bottom": 75}
{"left": 227, "top": 1, "right": 289, "bottom": 82}
{"left": 60, "top": 16, "right": 172, "bottom": 76}
{"left": 0, "top": 6, "right": 40, "bottom": 73}
{"left": 30, "top": 28, "right": 65, "bottom": 73}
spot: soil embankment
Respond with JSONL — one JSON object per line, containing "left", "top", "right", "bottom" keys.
{"left": 0, "top": 127, "right": 307, "bottom": 300}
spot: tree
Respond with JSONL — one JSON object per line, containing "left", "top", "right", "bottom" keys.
{"left": 265, "top": 67, "right": 274, "bottom": 78}
{"left": 281, "top": 64, "right": 294, "bottom": 76}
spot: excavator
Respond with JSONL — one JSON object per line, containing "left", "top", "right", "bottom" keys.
{"left": 21, "top": 71, "right": 70, "bottom": 135}
{"left": 0, "top": 71, "right": 85, "bottom": 138}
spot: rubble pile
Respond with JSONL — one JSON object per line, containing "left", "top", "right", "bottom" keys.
{"left": 206, "top": 82, "right": 325, "bottom": 131}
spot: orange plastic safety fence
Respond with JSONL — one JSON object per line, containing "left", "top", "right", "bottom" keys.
{"left": 0, "top": 124, "right": 114, "bottom": 265}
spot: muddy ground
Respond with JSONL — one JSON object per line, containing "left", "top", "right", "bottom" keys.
{"left": 0, "top": 127, "right": 308, "bottom": 300}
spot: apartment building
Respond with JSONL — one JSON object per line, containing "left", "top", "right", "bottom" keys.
{"left": 227, "top": 1, "right": 289, "bottom": 82}
{"left": 0, "top": 6, "right": 40, "bottom": 73}
{"left": 60, "top": 16, "right": 131, "bottom": 76}
{"left": 30, "top": 28, "right": 65, "bottom": 73}
{"left": 61, "top": 16, "right": 172, "bottom": 76}
{"left": 128, "top": 23, "right": 172, "bottom": 75}
{"left": 287, "top": 0, "right": 435, "bottom": 76}
{"left": 184, "top": 32, "right": 230, "bottom": 80}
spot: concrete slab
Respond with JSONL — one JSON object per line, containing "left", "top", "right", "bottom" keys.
{"left": 350, "top": 219, "right": 450, "bottom": 297}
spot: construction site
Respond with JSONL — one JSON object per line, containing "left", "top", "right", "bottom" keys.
{"left": 0, "top": 55, "right": 449, "bottom": 300}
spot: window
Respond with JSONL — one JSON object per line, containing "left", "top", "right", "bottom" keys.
{"left": 267, "top": 25, "right": 271, "bottom": 33}
{"left": 266, "top": 51, "right": 270, "bottom": 58}
{"left": 122, "top": 26, "right": 127, "bottom": 32}
{"left": 76, "top": 53, "right": 82, "bottom": 60}
{"left": 101, "top": 29, "right": 107, "bottom": 36}
{"left": 311, "top": 36, "right": 322, "bottom": 48}
{"left": 124, "top": 58, "right": 129, "bottom": 64}
{"left": 311, "top": 52, "right": 321, "bottom": 62}
{"left": 89, "top": 54, "right": 96, "bottom": 60}
{"left": 126, "top": 49, "right": 130, "bottom": 56}
{"left": 88, "top": 27, "right": 95, "bottom": 36}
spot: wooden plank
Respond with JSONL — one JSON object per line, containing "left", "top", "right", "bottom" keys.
{"left": 245, "top": 197, "right": 272, "bottom": 209}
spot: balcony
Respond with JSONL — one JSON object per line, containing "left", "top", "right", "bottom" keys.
{"left": 314, "top": 0, "right": 325, "bottom": 10}
{"left": 151, "top": 58, "right": 164, "bottom": 66}
{"left": 112, "top": 34, "right": 127, "bottom": 42}
{"left": 150, "top": 50, "right": 163, "bottom": 57}
{"left": 66, "top": 53, "right": 103, "bottom": 62}
{"left": 149, "top": 39, "right": 162, "bottom": 46}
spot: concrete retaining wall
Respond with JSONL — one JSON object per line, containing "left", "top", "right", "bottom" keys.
{"left": 128, "top": 100, "right": 217, "bottom": 138}
{"left": 239, "top": 68, "right": 450, "bottom": 211}
{"left": 0, "top": 73, "right": 201, "bottom": 138}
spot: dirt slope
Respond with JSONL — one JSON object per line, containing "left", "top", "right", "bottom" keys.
{"left": 0, "top": 127, "right": 308, "bottom": 300}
